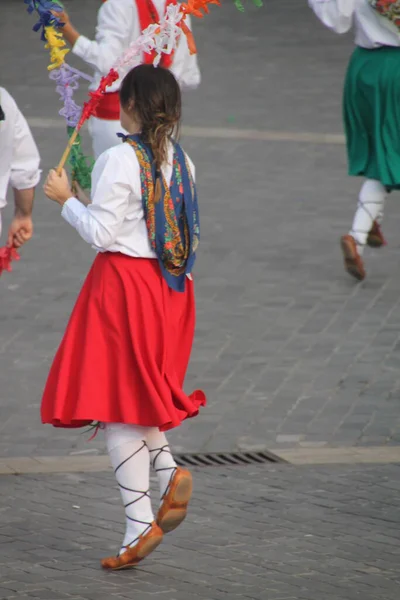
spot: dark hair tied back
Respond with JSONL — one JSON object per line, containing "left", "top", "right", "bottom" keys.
{"left": 120, "top": 64, "right": 182, "bottom": 182}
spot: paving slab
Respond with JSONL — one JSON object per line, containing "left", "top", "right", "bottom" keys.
{"left": 0, "top": 463, "right": 399, "bottom": 599}
{"left": 1, "top": 0, "right": 400, "bottom": 460}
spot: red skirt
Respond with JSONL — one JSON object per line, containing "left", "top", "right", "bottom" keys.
{"left": 41, "top": 253, "right": 206, "bottom": 431}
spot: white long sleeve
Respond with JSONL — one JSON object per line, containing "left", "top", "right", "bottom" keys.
{"left": 73, "top": 0, "right": 134, "bottom": 77}
{"left": 309, "top": 0, "right": 400, "bottom": 47}
{"left": 308, "top": 0, "right": 356, "bottom": 34}
{"left": 10, "top": 101, "right": 42, "bottom": 191}
{"left": 62, "top": 149, "right": 132, "bottom": 249}
{"left": 0, "top": 87, "right": 41, "bottom": 209}
{"left": 61, "top": 141, "right": 196, "bottom": 257}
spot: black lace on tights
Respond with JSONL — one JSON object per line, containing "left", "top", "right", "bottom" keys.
{"left": 149, "top": 444, "right": 177, "bottom": 499}
{"left": 350, "top": 199, "right": 383, "bottom": 247}
{"left": 114, "top": 441, "right": 152, "bottom": 553}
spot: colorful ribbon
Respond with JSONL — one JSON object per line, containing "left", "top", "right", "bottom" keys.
{"left": 44, "top": 25, "right": 69, "bottom": 70}
{"left": 24, "top": 0, "right": 64, "bottom": 40}
{"left": 49, "top": 65, "right": 89, "bottom": 127}
{"left": 67, "top": 127, "right": 94, "bottom": 191}
{"left": 26, "top": 0, "right": 96, "bottom": 188}
{"left": 26, "top": 0, "right": 263, "bottom": 190}
{"left": 233, "top": 0, "right": 263, "bottom": 10}
{"left": 77, "top": 69, "right": 119, "bottom": 129}
{"left": 0, "top": 247, "right": 21, "bottom": 278}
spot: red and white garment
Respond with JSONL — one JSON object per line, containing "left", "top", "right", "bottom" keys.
{"left": 72, "top": 0, "right": 201, "bottom": 158}
{"left": 41, "top": 141, "right": 206, "bottom": 430}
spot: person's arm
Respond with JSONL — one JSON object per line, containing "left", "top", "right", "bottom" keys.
{"left": 60, "top": 17, "right": 80, "bottom": 47}
{"left": 8, "top": 188, "right": 35, "bottom": 248}
{"left": 44, "top": 151, "right": 134, "bottom": 249}
{"left": 58, "top": 0, "right": 133, "bottom": 76}
{"left": 7, "top": 99, "right": 41, "bottom": 248}
{"left": 308, "top": 0, "right": 356, "bottom": 34}
{"left": 171, "top": 16, "right": 201, "bottom": 91}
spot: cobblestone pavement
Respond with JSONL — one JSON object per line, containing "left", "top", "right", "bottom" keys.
{"left": 0, "top": 463, "right": 398, "bottom": 600}
{"left": 1, "top": 1, "right": 400, "bottom": 458}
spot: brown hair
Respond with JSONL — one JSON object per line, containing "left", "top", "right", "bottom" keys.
{"left": 120, "top": 64, "right": 181, "bottom": 173}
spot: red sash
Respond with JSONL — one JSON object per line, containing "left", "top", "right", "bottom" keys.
{"left": 95, "top": 0, "right": 177, "bottom": 120}
{"left": 137, "top": 0, "right": 177, "bottom": 69}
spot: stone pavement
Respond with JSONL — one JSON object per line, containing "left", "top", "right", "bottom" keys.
{"left": 0, "top": 463, "right": 399, "bottom": 600}
{"left": 2, "top": 2, "right": 400, "bottom": 460}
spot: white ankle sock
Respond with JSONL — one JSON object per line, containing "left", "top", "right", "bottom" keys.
{"left": 105, "top": 424, "right": 155, "bottom": 555}
{"left": 146, "top": 429, "right": 177, "bottom": 500}
{"left": 350, "top": 179, "right": 387, "bottom": 253}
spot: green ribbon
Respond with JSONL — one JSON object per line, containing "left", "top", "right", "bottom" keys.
{"left": 67, "top": 126, "right": 94, "bottom": 190}
{"left": 233, "top": 0, "right": 262, "bottom": 10}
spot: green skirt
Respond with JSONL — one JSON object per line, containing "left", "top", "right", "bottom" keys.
{"left": 344, "top": 46, "right": 400, "bottom": 189}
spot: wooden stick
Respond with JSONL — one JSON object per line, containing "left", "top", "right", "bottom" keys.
{"left": 56, "top": 127, "right": 80, "bottom": 175}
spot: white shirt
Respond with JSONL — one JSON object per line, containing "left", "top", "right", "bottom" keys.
{"left": 62, "top": 141, "right": 195, "bottom": 256}
{"left": 308, "top": 0, "right": 400, "bottom": 48}
{"left": 0, "top": 87, "right": 41, "bottom": 210}
{"left": 72, "top": 0, "right": 201, "bottom": 92}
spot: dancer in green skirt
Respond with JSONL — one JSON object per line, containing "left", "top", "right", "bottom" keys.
{"left": 309, "top": 1, "right": 400, "bottom": 281}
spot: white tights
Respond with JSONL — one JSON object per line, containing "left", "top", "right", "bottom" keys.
{"left": 350, "top": 179, "right": 387, "bottom": 255}
{"left": 105, "top": 424, "right": 177, "bottom": 554}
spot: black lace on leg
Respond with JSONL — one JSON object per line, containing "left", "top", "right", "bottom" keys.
{"left": 350, "top": 199, "right": 384, "bottom": 248}
{"left": 149, "top": 445, "right": 177, "bottom": 499}
{"left": 114, "top": 441, "right": 153, "bottom": 554}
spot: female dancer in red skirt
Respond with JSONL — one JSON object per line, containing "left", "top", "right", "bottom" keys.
{"left": 42, "top": 64, "right": 206, "bottom": 570}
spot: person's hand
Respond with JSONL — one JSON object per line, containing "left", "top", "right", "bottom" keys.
{"left": 51, "top": 8, "right": 80, "bottom": 46}
{"left": 7, "top": 215, "right": 33, "bottom": 249}
{"left": 51, "top": 9, "right": 71, "bottom": 27}
{"left": 44, "top": 169, "right": 73, "bottom": 205}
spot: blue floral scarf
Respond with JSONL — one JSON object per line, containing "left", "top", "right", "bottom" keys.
{"left": 120, "top": 133, "right": 200, "bottom": 292}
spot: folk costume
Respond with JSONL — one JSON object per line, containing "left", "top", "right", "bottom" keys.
{"left": 309, "top": 0, "right": 400, "bottom": 280}
{"left": 72, "top": 0, "right": 201, "bottom": 158}
{"left": 0, "top": 88, "right": 40, "bottom": 238}
{"left": 41, "top": 134, "right": 205, "bottom": 568}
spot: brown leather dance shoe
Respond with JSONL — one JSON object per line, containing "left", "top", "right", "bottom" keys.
{"left": 156, "top": 468, "right": 193, "bottom": 534}
{"left": 101, "top": 522, "right": 163, "bottom": 570}
{"left": 367, "top": 220, "right": 387, "bottom": 248}
{"left": 340, "top": 235, "right": 366, "bottom": 281}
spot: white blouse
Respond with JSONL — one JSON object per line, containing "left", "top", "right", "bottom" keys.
{"left": 62, "top": 141, "right": 195, "bottom": 257}
{"left": 308, "top": 0, "right": 400, "bottom": 48}
{"left": 0, "top": 87, "right": 41, "bottom": 210}
{"left": 72, "top": 0, "right": 201, "bottom": 92}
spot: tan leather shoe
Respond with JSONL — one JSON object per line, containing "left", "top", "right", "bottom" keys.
{"left": 367, "top": 220, "right": 386, "bottom": 248}
{"left": 340, "top": 235, "right": 366, "bottom": 281}
{"left": 101, "top": 522, "right": 163, "bottom": 570}
{"left": 157, "top": 468, "right": 193, "bottom": 534}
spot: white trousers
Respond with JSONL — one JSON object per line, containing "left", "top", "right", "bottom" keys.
{"left": 88, "top": 116, "right": 128, "bottom": 159}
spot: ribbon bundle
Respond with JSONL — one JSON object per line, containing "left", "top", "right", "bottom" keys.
{"left": 0, "top": 0, "right": 263, "bottom": 278}
{"left": 26, "top": 0, "right": 263, "bottom": 182}
{"left": 56, "top": 0, "right": 223, "bottom": 175}
{"left": 0, "top": 0, "right": 262, "bottom": 280}
{"left": 24, "top": 0, "right": 95, "bottom": 190}
{"left": 0, "top": 247, "right": 20, "bottom": 278}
